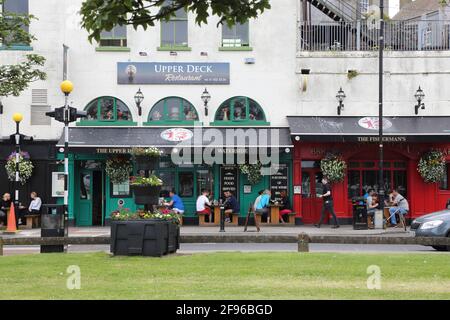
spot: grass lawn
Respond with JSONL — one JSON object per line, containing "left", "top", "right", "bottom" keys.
{"left": 0, "top": 252, "right": 449, "bottom": 299}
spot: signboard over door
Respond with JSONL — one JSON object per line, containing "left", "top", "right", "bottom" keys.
{"left": 117, "top": 62, "right": 230, "bottom": 85}
{"left": 220, "top": 166, "right": 239, "bottom": 201}
{"left": 270, "top": 164, "right": 289, "bottom": 201}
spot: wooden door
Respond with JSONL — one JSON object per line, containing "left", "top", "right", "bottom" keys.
{"left": 301, "top": 169, "right": 327, "bottom": 224}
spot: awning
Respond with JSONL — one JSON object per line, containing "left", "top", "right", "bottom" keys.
{"left": 287, "top": 116, "right": 450, "bottom": 142}
{"left": 56, "top": 127, "right": 293, "bottom": 152}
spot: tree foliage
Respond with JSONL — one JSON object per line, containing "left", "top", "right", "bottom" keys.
{"left": 80, "top": 0, "right": 271, "bottom": 42}
{"left": 0, "top": 0, "right": 46, "bottom": 98}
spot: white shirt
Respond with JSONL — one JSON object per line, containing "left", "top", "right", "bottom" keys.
{"left": 196, "top": 195, "right": 210, "bottom": 211}
{"left": 29, "top": 197, "right": 42, "bottom": 211}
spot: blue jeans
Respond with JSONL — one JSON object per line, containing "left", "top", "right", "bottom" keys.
{"left": 389, "top": 207, "right": 408, "bottom": 224}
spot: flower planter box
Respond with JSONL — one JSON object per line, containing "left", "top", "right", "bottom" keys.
{"left": 132, "top": 185, "right": 161, "bottom": 205}
{"left": 110, "top": 219, "right": 180, "bottom": 257}
{"left": 134, "top": 156, "right": 160, "bottom": 171}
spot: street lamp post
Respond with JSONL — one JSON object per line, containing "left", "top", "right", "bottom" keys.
{"left": 378, "top": 0, "right": 385, "bottom": 209}
{"left": 336, "top": 87, "right": 346, "bottom": 115}
{"left": 60, "top": 80, "right": 74, "bottom": 244}
{"left": 134, "top": 88, "right": 144, "bottom": 117}
{"left": 201, "top": 88, "right": 211, "bottom": 116}
{"left": 13, "top": 113, "right": 23, "bottom": 228}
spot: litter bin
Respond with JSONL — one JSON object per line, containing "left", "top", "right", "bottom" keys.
{"left": 352, "top": 197, "right": 368, "bottom": 230}
{"left": 40, "top": 204, "right": 65, "bottom": 253}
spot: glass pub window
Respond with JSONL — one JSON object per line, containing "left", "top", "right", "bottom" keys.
{"left": 160, "top": 2, "right": 188, "bottom": 48}
{"left": 215, "top": 97, "right": 267, "bottom": 123}
{"left": 2, "top": 0, "right": 29, "bottom": 42}
{"left": 84, "top": 97, "right": 132, "bottom": 122}
{"left": 222, "top": 22, "right": 249, "bottom": 47}
{"left": 440, "top": 163, "right": 450, "bottom": 190}
{"left": 112, "top": 181, "right": 130, "bottom": 197}
{"left": 99, "top": 25, "right": 127, "bottom": 47}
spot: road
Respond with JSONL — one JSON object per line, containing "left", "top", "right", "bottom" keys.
{"left": 2, "top": 243, "right": 447, "bottom": 256}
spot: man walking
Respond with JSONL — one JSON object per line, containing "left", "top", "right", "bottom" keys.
{"left": 315, "top": 177, "right": 339, "bottom": 228}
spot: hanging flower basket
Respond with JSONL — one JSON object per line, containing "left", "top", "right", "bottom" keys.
{"left": 105, "top": 156, "right": 133, "bottom": 184}
{"left": 239, "top": 161, "right": 262, "bottom": 185}
{"left": 418, "top": 150, "right": 446, "bottom": 183}
{"left": 131, "top": 147, "right": 163, "bottom": 171}
{"left": 5, "top": 151, "right": 34, "bottom": 185}
{"left": 320, "top": 153, "right": 346, "bottom": 183}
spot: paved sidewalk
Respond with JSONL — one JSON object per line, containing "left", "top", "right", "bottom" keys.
{"left": 1, "top": 225, "right": 414, "bottom": 238}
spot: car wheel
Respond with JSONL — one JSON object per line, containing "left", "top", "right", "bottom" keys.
{"left": 432, "top": 246, "right": 447, "bottom": 251}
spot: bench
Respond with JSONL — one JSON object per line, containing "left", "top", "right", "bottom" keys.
{"left": 24, "top": 214, "right": 40, "bottom": 229}
{"left": 284, "top": 212, "right": 297, "bottom": 225}
{"left": 197, "top": 211, "right": 213, "bottom": 226}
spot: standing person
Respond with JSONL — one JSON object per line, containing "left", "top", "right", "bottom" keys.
{"left": 279, "top": 190, "right": 293, "bottom": 223}
{"left": 223, "top": 191, "right": 240, "bottom": 223}
{"left": 28, "top": 191, "right": 42, "bottom": 215}
{"left": 255, "top": 190, "right": 271, "bottom": 222}
{"left": 164, "top": 189, "right": 185, "bottom": 215}
{"left": 196, "top": 189, "right": 212, "bottom": 215}
{"left": 0, "top": 193, "right": 12, "bottom": 227}
{"left": 388, "top": 189, "right": 409, "bottom": 226}
{"left": 315, "top": 177, "right": 339, "bottom": 228}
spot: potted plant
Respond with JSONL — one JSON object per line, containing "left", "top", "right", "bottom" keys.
{"left": 5, "top": 151, "right": 34, "bottom": 185}
{"left": 110, "top": 208, "right": 181, "bottom": 257}
{"left": 418, "top": 150, "right": 446, "bottom": 183}
{"left": 130, "top": 175, "right": 163, "bottom": 205}
{"left": 105, "top": 155, "right": 133, "bottom": 184}
{"left": 131, "top": 147, "right": 163, "bottom": 171}
{"left": 320, "top": 153, "right": 346, "bottom": 183}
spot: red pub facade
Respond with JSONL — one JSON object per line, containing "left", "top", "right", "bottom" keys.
{"left": 288, "top": 116, "right": 450, "bottom": 224}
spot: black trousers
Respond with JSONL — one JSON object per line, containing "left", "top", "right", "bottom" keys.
{"left": 318, "top": 200, "right": 339, "bottom": 226}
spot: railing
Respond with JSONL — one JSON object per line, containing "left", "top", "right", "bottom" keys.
{"left": 299, "top": 20, "right": 450, "bottom": 51}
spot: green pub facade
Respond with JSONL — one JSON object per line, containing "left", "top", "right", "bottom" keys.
{"left": 57, "top": 96, "right": 293, "bottom": 226}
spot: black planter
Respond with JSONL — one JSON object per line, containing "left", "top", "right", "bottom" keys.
{"left": 110, "top": 219, "right": 180, "bottom": 257}
{"left": 134, "top": 156, "right": 160, "bottom": 171}
{"left": 132, "top": 185, "right": 161, "bottom": 205}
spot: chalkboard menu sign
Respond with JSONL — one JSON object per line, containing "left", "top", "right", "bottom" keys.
{"left": 270, "top": 164, "right": 289, "bottom": 201}
{"left": 220, "top": 166, "right": 239, "bottom": 198}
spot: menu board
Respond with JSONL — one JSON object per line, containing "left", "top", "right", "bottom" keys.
{"left": 270, "top": 164, "right": 289, "bottom": 201}
{"left": 220, "top": 166, "right": 239, "bottom": 200}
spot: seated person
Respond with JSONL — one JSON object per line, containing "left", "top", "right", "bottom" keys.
{"left": 28, "top": 191, "right": 42, "bottom": 215}
{"left": 164, "top": 189, "right": 185, "bottom": 215}
{"left": 223, "top": 191, "right": 240, "bottom": 223}
{"left": 196, "top": 189, "right": 212, "bottom": 218}
{"left": 279, "top": 190, "right": 293, "bottom": 223}
{"left": 366, "top": 189, "right": 378, "bottom": 228}
{"left": 388, "top": 189, "right": 409, "bottom": 226}
{"left": 0, "top": 193, "right": 12, "bottom": 227}
{"left": 255, "top": 190, "right": 271, "bottom": 222}
{"left": 253, "top": 190, "right": 264, "bottom": 212}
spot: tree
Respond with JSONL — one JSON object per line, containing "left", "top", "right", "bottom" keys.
{"left": 80, "top": 0, "right": 271, "bottom": 42}
{"left": 0, "top": 0, "right": 46, "bottom": 98}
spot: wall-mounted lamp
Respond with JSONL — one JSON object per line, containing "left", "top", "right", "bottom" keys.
{"left": 134, "top": 88, "right": 144, "bottom": 116}
{"left": 200, "top": 52, "right": 208, "bottom": 56}
{"left": 336, "top": 87, "right": 346, "bottom": 116}
{"left": 414, "top": 86, "right": 425, "bottom": 115}
{"left": 201, "top": 88, "right": 211, "bottom": 116}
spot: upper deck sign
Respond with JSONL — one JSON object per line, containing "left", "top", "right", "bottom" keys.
{"left": 118, "top": 62, "right": 230, "bottom": 85}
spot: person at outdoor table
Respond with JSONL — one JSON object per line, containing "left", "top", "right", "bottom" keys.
{"left": 279, "top": 190, "right": 293, "bottom": 223}
{"left": 28, "top": 191, "right": 42, "bottom": 215}
{"left": 223, "top": 191, "right": 239, "bottom": 223}
{"left": 164, "top": 189, "right": 185, "bottom": 215}
{"left": 255, "top": 189, "right": 271, "bottom": 222}
{"left": 253, "top": 190, "right": 264, "bottom": 212}
{"left": 196, "top": 189, "right": 211, "bottom": 215}
{"left": 389, "top": 189, "right": 409, "bottom": 226}
{"left": 366, "top": 189, "right": 378, "bottom": 228}
{"left": 0, "top": 193, "right": 12, "bottom": 227}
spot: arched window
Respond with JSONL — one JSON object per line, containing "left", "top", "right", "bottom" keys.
{"left": 145, "top": 97, "right": 199, "bottom": 125}
{"left": 213, "top": 96, "right": 268, "bottom": 125}
{"left": 80, "top": 96, "right": 135, "bottom": 126}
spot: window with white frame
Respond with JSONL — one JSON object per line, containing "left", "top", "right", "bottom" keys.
{"left": 222, "top": 22, "right": 249, "bottom": 47}
{"left": 99, "top": 25, "right": 127, "bottom": 47}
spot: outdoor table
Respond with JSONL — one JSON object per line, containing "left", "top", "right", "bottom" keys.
{"left": 384, "top": 206, "right": 393, "bottom": 226}
{"left": 269, "top": 204, "right": 282, "bottom": 225}
{"left": 212, "top": 205, "right": 221, "bottom": 225}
